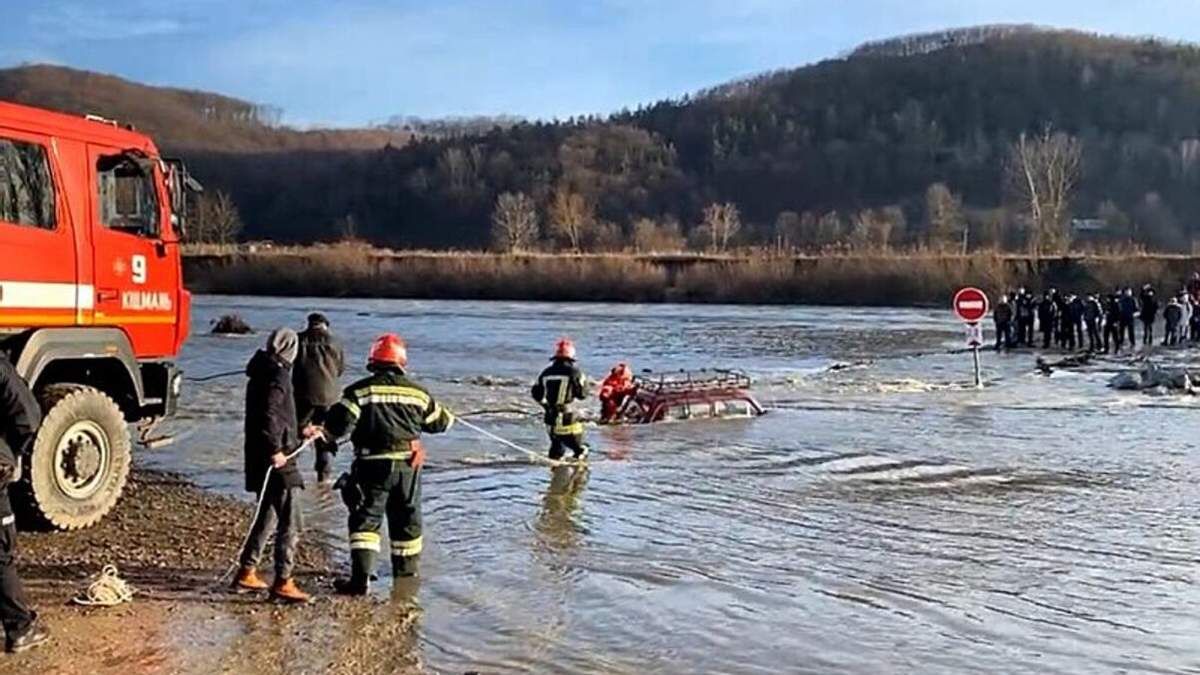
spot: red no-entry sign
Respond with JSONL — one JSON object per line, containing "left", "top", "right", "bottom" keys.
{"left": 953, "top": 287, "right": 990, "bottom": 323}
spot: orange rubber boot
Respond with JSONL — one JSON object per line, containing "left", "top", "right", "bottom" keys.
{"left": 232, "top": 567, "right": 269, "bottom": 592}
{"left": 271, "top": 578, "right": 312, "bottom": 604}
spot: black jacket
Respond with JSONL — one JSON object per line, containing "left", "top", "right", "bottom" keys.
{"left": 0, "top": 355, "right": 37, "bottom": 461}
{"left": 244, "top": 350, "right": 302, "bottom": 491}
{"left": 531, "top": 358, "right": 587, "bottom": 432}
{"left": 1165, "top": 303, "right": 1183, "bottom": 325}
{"left": 1139, "top": 292, "right": 1159, "bottom": 322}
{"left": 0, "top": 356, "right": 38, "bottom": 512}
{"left": 325, "top": 366, "right": 454, "bottom": 457}
{"left": 1117, "top": 295, "right": 1139, "bottom": 321}
{"left": 993, "top": 302, "right": 1013, "bottom": 324}
{"left": 293, "top": 326, "right": 345, "bottom": 407}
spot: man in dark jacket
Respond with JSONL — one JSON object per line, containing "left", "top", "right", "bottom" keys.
{"left": 1118, "top": 288, "right": 1139, "bottom": 349}
{"left": 235, "top": 328, "right": 312, "bottom": 604}
{"left": 1164, "top": 296, "right": 1183, "bottom": 346}
{"left": 1083, "top": 295, "right": 1103, "bottom": 352}
{"left": 294, "top": 313, "right": 346, "bottom": 484}
{"left": 1037, "top": 290, "right": 1059, "bottom": 349}
{"left": 1139, "top": 285, "right": 1159, "bottom": 346}
{"left": 993, "top": 295, "right": 1014, "bottom": 351}
{"left": 323, "top": 333, "right": 454, "bottom": 593}
{"left": 0, "top": 356, "right": 48, "bottom": 653}
{"left": 532, "top": 339, "right": 589, "bottom": 461}
{"left": 1103, "top": 291, "right": 1122, "bottom": 353}
{"left": 1015, "top": 288, "right": 1035, "bottom": 347}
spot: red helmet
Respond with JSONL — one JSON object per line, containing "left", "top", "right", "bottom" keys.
{"left": 368, "top": 333, "right": 408, "bottom": 367}
{"left": 554, "top": 338, "right": 576, "bottom": 360}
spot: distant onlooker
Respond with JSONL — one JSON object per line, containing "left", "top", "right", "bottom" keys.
{"left": 1139, "top": 285, "right": 1159, "bottom": 346}
{"left": 293, "top": 313, "right": 346, "bottom": 484}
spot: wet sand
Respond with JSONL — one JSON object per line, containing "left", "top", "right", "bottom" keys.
{"left": 0, "top": 469, "right": 423, "bottom": 675}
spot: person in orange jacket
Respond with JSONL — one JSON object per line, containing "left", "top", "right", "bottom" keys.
{"left": 598, "top": 363, "right": 636, "bottom": 423}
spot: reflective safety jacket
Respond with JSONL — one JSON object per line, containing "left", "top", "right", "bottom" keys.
{"left": 531, "top": 358, "right": 586, "bottom": 436}
{"left": 325, "top": 366, "right": 454, "bottom": 460}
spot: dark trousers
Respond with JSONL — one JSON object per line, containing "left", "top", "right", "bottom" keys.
{"left": 994, "top": 321, "right": 1012, "bottom": 350}
{"left": 0, "top": 506, "right": 33, "bottom": 639}
{"left": 1142, "top": 320, "right": 1154, "bottom": 345}
{"left": 1165, "top": 322, "right": 1180, "bottom": 346}
{"left": 1122, "top": 321, "right": 1136, "bottom": 348}
{"left": 1086, "top": 321, "right": 1101, "bottom": 352}
{"left": 297, "top": 402, "right": 336, "bottom": 479}
{"left": 239, "top": 475, "right": 302, "bottom": 579}
{"left": 1041, "top": 327, "right": 1053, "bottom": 349}
{"left": 348, "top": 458, "right": 422, "bottom": 579}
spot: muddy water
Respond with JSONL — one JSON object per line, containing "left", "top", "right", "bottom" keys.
{"left": 149, "top": 296, "right": 1200, "bottom": 674}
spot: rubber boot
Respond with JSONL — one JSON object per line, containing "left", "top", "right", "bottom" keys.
{"left": 392, "top": 554, "right": 419, "bottom": 578}
{"left": 232, "top": 566, "right": 269, "bottom": 592}
{"left": 270, "top": 578, "right": 312, "bottom": 605}
{"left": 335, "top": 549, "right": 375, "bottom": 596}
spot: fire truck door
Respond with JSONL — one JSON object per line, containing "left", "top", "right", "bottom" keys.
{"left": 87, "top": 146, "right": 179, "bottom": 358}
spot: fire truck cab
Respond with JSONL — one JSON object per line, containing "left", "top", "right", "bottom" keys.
{"left": 0, "top": 101, "right": 193, "bottom": 529}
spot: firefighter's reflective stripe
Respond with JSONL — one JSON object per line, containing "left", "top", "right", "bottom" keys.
{"left": 357, "top": 451, "right": 413, "bottom": 461}
{"left": 358, "top": 394, "right": 430, "bottom": 408}
{"left": 353, "top": 385, "right": 431, "bottom": 407}
{"left": 543, "top": 375, "right": 571, "bottom": 405}
{"left": 349, "top": 531, "right": 381, "bottom": 551}
{"left": 554, "top": 422, "right": 585, "bottom": 435}
{"left": 424, "top": 403, "right": 454, "bottom": 428}
{"left": 337, "top": 398, "right": 362, "bottom": 419}
{"left": 391, "top": 536, "right": 423, "bottom": 557}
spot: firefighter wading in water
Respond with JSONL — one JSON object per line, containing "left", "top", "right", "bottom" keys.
{"left": 321, "top": 334, "right": 454, "bottom": 594}
{"left": 531, "top": 339, "right": 590, "bottom": 461}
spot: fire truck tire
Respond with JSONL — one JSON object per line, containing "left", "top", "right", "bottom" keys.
{"left": 18, "top": 385, "right": 132, "bottom": 530}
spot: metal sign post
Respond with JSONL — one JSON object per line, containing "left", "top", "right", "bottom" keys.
{"left": 954, "top": 288, "right": 990, "bottom": 389}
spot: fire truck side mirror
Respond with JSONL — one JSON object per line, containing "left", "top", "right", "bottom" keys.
{"left": 163, "top": 158, "right": 201, "bottom": 240}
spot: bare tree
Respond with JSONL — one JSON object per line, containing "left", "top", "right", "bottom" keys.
{"left": 194, "top": 189, "right": 243, "bottom": 244}
{"left": 925, "top": 182, "right": 963, "bottom": 249}
{"left": 1005, "top": 127, "right": 1082, "bottom": 255}
{"left": 632, "top": 217, "right": 685, "bottom": 252}
{"left": 547, "top": 186, "right": 593, "bottom": 251}
{"left": 700, "top": 202, "right": 742, "bottom": 252}
{"left": 773, "top": 210, "right": 801, "bottom": 251}
{"left": 491, "top": 191, "right": 540, "bottom": 252}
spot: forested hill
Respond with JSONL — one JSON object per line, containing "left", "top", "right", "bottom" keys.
{"left": 0, "top": 65, "right": 408, "bottom": 152}
{"left": 6, "top": 27, "right": 1200, "bottom": 251}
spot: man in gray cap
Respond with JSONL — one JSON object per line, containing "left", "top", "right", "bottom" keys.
{"left": 234, "top": 328, "right": 313, "bottom": 603}
{"left": 294, "top": 313, "right": 345, "bottom": 484}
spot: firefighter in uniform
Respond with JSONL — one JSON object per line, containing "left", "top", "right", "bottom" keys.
{"left": 531, "top": 339, "right": 589, "bottom": 461}
{"left": 321, "top": 334, "right": 454, "bottom": 594}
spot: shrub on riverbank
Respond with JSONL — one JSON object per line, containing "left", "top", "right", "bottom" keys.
{"left": 182, "top": 246, "right": 1200, "bottom": 306}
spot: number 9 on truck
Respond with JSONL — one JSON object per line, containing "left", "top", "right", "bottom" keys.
{"left": 131, "top": 255, "right": 147, "bottom": 284}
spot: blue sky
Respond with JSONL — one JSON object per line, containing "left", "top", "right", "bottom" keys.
{"left": 4, "top": 1, "right": 1200, "bottom": 127}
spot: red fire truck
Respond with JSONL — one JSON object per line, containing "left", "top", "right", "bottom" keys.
{"left": 0, "top": 100, "right": 194, "bottom": 529}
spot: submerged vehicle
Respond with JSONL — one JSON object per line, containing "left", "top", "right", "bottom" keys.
{"left": 612, "top": 369, "right": 765, "bottom": 424}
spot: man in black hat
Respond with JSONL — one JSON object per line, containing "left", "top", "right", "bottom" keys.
{"left": 294, "top": 313, "right": 346, "bottom": 484}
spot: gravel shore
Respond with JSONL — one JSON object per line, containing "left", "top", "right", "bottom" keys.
{"left": 0, "top": 469, "right": 423, "bottom": 675}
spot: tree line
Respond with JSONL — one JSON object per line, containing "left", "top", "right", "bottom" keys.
{"left": 180, "top": 28, "right": 1200, "bottom": 253}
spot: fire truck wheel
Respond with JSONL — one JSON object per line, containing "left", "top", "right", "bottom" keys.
{"left": 19, "top": 385, "right": 132, "bottom": 530}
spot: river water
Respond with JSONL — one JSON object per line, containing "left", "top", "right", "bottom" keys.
{"left": 152, "top": 295, "right": 1200, "bottom": 674}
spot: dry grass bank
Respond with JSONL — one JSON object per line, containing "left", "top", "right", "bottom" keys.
{"left": 182, "top": 246, "right": 1200, "bottom": 306}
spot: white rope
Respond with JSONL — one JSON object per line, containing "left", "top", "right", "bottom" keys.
{"left": 455, "top": 418, "right": 582, "bottom": 468}
{"left": 217, "top": 438, "right": 316, "bottom": 583}
{"left": 72, "top": 564, "right": 135, "bottom": 607}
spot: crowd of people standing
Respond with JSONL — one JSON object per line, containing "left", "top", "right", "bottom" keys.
{"left": 992, "top": 273, "right": 1200, "bottom": 353}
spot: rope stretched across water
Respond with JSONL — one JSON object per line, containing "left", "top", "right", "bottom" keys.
{"left": 186, "top": 369, "right": 244, "bottom": 383}
{"left": 455, "top": 418, "right": 580, "bottom": 468}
